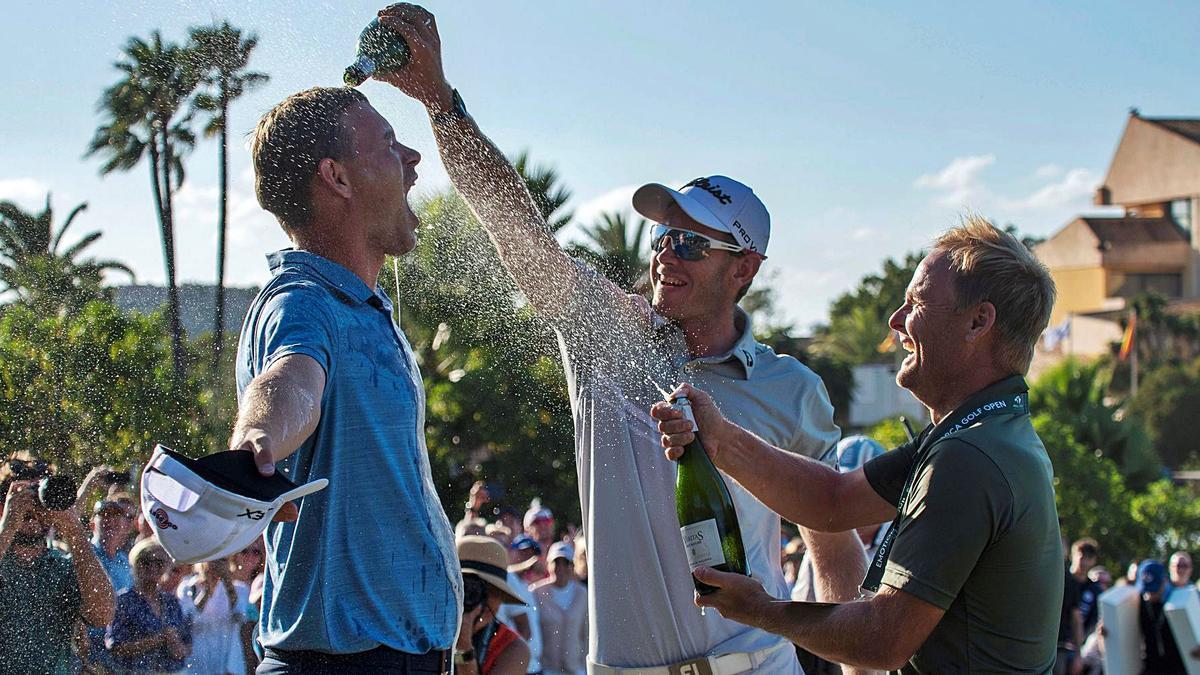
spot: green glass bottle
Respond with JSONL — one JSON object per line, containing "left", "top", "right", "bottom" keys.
{"left": 672, "top": 395, "right": 748, "bottom": 595}
{"left": 344, "top": 17, "right": 410, "bottom": 87}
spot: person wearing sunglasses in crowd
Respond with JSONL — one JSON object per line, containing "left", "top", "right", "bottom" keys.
{"left": 108, "top": 538, "right": 191, "bottom": 674}
{"left": 376, "top": 5, "right": 866, "bottom": 673}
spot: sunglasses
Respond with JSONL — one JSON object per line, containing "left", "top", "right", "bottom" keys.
{"left": 138, "top": 557, "right": 168, "bottom": 568}
{"left": 650, "top": 224, "right": 744, "bottom": 262}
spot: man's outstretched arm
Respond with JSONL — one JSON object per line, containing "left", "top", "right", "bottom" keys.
{"left": 651, "top": 384, "right": 897, "bottom": 532}
{"left": 377, "top": 4, "right": 585, "bottom": 316}
{"left": 694, "top": 566, "right": 943, "bottom": 671}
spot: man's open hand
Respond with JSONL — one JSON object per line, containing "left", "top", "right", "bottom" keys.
{"left": 233, "top": 432, "right": 298, "bottom": 523}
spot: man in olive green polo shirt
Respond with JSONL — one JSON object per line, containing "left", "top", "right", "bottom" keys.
{"left": 653, "top": 217, "right": 1063, "bottom": 673}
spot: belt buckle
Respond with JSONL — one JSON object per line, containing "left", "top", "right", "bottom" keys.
{"left": 668, "top": 657, "right": 715, "bottom": 675}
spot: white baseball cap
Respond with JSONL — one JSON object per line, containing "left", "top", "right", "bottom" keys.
{"left": 548, "top": 541, "right": 575, "bottom": 563}
{"left": 633, "top": 175, "right": 770, "bottom": 255}
{"left": 139, "top": 444, "right": 328, "bottom": 564}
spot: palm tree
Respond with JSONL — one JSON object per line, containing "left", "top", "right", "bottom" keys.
{"left": 567, "top": 211, "right": 650, "bottom": 293}
{"left": 87, "top": 31, "right": 199, "bottom": 376}
{"left": 513, "top": 151, "right": 573, "bottom": 232}
{"left": 0, "top": 196, "right": 133, "bottom": 313}
{"left": 188, "top": 22, "right": 269, "bottom": 363}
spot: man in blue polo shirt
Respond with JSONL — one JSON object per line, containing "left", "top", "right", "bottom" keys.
{"left": 232, "top": 86, "right": 460, "bottom": 673}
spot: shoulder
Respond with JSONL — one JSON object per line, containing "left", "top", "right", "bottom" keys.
{"left": 920, "top": 438, "right": 1014, "bottom": 504}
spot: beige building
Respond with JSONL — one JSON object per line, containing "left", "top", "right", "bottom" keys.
{"left": 1033, "top": 112, "right": 1200, "bottom": 364}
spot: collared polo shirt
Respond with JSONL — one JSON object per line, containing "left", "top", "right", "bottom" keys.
{"left": 236, "top": 249, "right": 460, "bottom": 654}
{"left": 91, "top": 538, "right": 132, "bottom": 593}
{"left": 552, "top": 263, "right": 839, "bottom": 671}
{"left": 863, "top": 375, "right": 1061, "bottom": 673}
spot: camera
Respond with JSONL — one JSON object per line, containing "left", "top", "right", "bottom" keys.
{"left": 7, "top": 459, "right": 77, "bottom": 511}
{"left": 462, "top": 575, "right": 489, "bottom": 612}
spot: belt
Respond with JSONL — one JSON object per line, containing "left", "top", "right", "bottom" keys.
{"left": 588, "top": 641, "right": 789, "bottom": 675}
{"left": 263, "top": 645, "right": 450, "bottom": 673}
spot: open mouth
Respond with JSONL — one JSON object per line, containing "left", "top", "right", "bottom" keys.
{"left": 658, "top": 274, "right": 687, "bottom": 288}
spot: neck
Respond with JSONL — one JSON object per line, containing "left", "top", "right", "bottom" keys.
{"left": 678, "top": 307, "right": 742, "bottom": 358}
{"left": 925, "top": 365, "right": 1011, "bottom": 424}
{"left": 552, "top": 574, "right": 570, "bottom": 588}
{"left": 136, "top": 580, "right": 158, "bottom": 596}
{"left": 294, "top": 226, "right": 383, "bottom": 289}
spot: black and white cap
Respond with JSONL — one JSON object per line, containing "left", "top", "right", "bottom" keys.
{"left": 140, "top": 444, "right": 328, "bottom": 564}
{"left": 633, "top": 175, "right": 771, "bottom": 255}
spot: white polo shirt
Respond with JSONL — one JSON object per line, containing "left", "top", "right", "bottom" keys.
{"left": 552, "top": 266, "right": 839, "bottom": 671}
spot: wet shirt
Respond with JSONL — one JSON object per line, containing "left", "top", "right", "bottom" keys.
{"left": 0, "top": 548, "right": 81, "bottom": 675}
{"left": 107, "top": 589, "right": 190, "bottom": 673}
{"left": 552, "top": 263, "right": 839, "bottom": 670}
{"left": 236, "top": 249, "right": 461, "bottom": 654}
{"left": 863, "top": 376, "right": 1062, "bottom": 674}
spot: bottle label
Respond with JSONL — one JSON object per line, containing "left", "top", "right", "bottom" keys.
{"left": 680, "top": 519, "right": 726, "bottom": 569}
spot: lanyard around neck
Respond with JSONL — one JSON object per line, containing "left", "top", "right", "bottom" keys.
{"left": 860, "top": 392, "right": 1028, "bottom": 594}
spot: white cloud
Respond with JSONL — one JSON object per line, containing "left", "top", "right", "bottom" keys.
{"left": 168, "top": 176, "right": 289, "bottom": 287}
{"left": 0, "top": 177, "right": 51, "bottom": 208}
{"left": 1033, "top": 164, "right": 1063, "bottom": 180}
{"left": 914, "top": 154, "right": 995, "bottom": 207}
{"left": 1005, "top": 168, "right": 1099, "bottom": 210}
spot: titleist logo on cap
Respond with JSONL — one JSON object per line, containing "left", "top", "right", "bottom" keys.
{"left": 683, "top": 177, "right": 734, "bottom": 205}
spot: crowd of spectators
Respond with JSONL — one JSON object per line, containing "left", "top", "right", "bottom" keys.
{"left": 454, "top": 483, "right": 588, "bottom": 675}
{"left": 0, "top": 455, "right": 264, "bottom": 675}
{"left": 8, "top": 450, "right": 1200, "bottom": 675}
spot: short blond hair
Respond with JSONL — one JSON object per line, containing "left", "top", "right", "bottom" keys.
{"left": 934, "top": 215, "right": 1056, "bottom": 374}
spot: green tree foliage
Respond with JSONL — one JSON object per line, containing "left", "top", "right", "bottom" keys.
{"left": 0, "top": 301, "right": 216, "bottom": 475}
{"left": 1030, "top": 357, "right": 1160, "bottom": 489}
{"left": 864, "top": 417, "right": 916, "bottom": 449}
{"left": 1129, "top": 480, "right": 1200, "bottom": 556}
{"left": 387, "top": 182, "right": 579, "bottom": 522}
{"left": 0, "top": 196, "right": 132, "bottom": 313}
{"left": 1034, "top": 414, "right": 1152, "bottom": 568}
{"left": 566, "top": 212, "right": 650, "bottom": 293}
{"left": 188, "top": 21, "right": 269, "bottom": 367}
{"left": 1128, "top": 356, "right": 1200, "bottom": 469}
{"left": 87, "top": 31, "right": 200, "bottom": 377}
{"left": 811, "top": 252, "right": 922, "bottom": 366}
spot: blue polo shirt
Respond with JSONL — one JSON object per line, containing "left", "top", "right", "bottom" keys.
{"left": 236, "top": 249, "right": 461, "bottom": 654}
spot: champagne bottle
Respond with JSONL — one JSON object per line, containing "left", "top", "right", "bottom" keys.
{"left": 673, "top": 394, "right": 748, "bottom": 594}
{"left": 344, "top": 17, "right": 410, "bottom": 87}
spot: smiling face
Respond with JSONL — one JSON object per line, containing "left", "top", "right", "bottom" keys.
{"left": 888, "top": 250, "right": 975, "bottom": 412}
{"left": 340, "top": 102, "right": 422, "bottom": 257}
{"left": 650, "top": 203, "right": 750, "bottom": 322}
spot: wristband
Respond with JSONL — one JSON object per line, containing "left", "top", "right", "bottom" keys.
{"left": 431, "top": 88, "right": 469, "bottom": 125}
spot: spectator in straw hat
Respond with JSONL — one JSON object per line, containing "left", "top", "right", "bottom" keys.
{"left": 456, "top": 536, "right": 531, "bottom": 674}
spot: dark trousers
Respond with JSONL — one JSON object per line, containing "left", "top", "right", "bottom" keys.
{"left": 258, "top": 646, "right": 450, "bottom": 674}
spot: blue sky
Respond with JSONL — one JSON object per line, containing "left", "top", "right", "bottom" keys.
{"left": 3, "top": 1, "right": 1198, "bottom": 331}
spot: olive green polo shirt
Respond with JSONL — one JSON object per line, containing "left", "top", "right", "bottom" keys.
{"left": 863, "top": 376, "right": 1062, "bottom": 674}
{"left": 0, "top": 547, "right": 82, "bottom": 675}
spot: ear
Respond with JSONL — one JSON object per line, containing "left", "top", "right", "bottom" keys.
{"left": 965, "top": 301, "right": 996, "bottom": 342}
{"left": 731, "top": 254, "right": 763, "bottom": 288}
{"left": 315, "top": 157, "right": 353, "bottom": 201}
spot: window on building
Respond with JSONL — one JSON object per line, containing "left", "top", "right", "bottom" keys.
{"left": 1171, "top": 199, "right": 1192, "bottom": 239}
{"left": 1109, "top": 272, "right": 1183, "bottom": 299}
